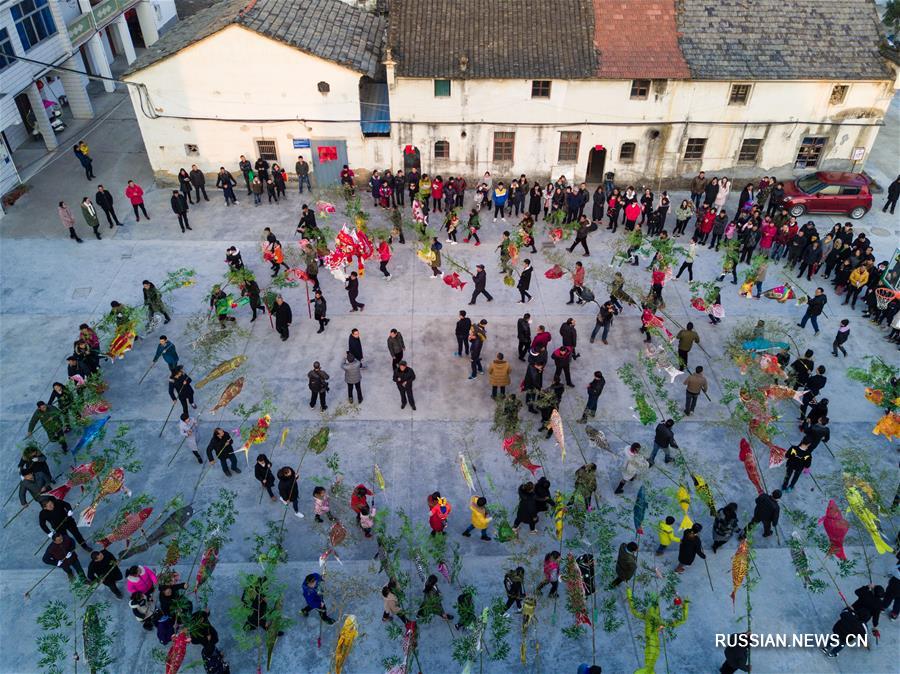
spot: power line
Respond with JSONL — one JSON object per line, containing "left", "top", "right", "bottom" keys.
{"left": 6, "top": 52, "right": 887, "bottom": 129}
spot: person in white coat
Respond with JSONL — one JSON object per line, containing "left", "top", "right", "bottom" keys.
{"left": 614, "top": 442, "right": 648, "bottom": 494}
{"left": 714, "top": 177, "right": 731, "bottom": 210}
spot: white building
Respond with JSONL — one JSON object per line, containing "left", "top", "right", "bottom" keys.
{"left": 121, "top": 0, "right": 900, "bottom": 188}
{"left": 1, "top": 0, "right": 168, "bottom": 200}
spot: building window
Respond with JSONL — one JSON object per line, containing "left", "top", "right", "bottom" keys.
{"left": 829, "top": 85, "right": 849, "bottom": 105}
{"left": 184, "top": 144, "right": 199, "bottom": 157}
{"left": 557, "top": 131, "right": 580, "bottom": 162}
{"left": 630, "top": 79, "right": 651, "bottom": 99}
{"left": 619, "top": 142, "right": 636, "bottom": 162}
{"left": 531, "top": 80, "right": 551, "bottom": 98}
{"left": 11, "top": 0, "right": 57, "bottom": 52}
{"left": 737, "top": 138, "right": 762, "bottom": 163}
{"left": 434, "top": 140, "right": 449, "bottom": 159}
{"left": 683, "top": 138, "right": 706, "bottom": 161}
{"left": 256, "top": 139, "right": 278, "bottom": 162}
{"left": 317, "top": 81, "right": 330, "bottom": 94}
{"left": 493, "top": 131, "right": 515, "bottom": 162}
{"left": 0, "top": 29, "right": 16, "bottom": 71}
{"left": 729, "top": 84, "right": 751, "bottom": 105}
{"left": 434, "top": 79, "right": 451, "bottom": 97}
{"left": 795, "top": 137, "right": 826, "bottom": 168}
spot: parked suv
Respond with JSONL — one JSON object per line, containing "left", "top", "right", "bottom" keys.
{"left": 781, "top": 172, "right": 872, "bottom": 219}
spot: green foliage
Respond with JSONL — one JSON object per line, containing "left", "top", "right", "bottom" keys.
{"left": 184, "top": 311, "right": 251, "bottom": 370}
{"left": 720, "top": 239, "right": 740, "bottom": 271}
{"left": 36, "top": 601, "right": 72, "bottom": 674}
{"left": 846, "top": 357, "right": 899, "bottom": 413}
{"left": 82, "top": 602, "right": 116, "bottom": 673}
{"left": 249, "top": 520, "right": 288, "bottom": 563}
{"left": 486, "top": 597, "right": 512, "bottom": 661}
{"left": 158, "top": 268, "right": 197, "bottom": 294}
{"left": 617, "top": 362, "right": 658, "bottom": 425}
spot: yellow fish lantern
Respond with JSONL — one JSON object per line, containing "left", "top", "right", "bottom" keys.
{"left": 196, "top": 355, "right": 248, "bottom": 389}
{"left": 374, "top": 464, "right": 386, "bottom": 491}
{"left": 554, "top": 491, "right": 565, "bottom": 542}
{"left": 691, "top": 474, "right": 716, "bottom": 517}
{"left": 677, "top": 485, "right": 693, "bottom": 531}
{"left": 730, "top": 538, "right": 749, "bottom": 605}
{"left": 331, "top": 615, "right": 358, "bottom": 674}
{"left": 845, "top": 487, "right": 893, "bottom": 555}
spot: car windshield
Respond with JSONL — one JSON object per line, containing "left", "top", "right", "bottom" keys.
{"left": 796, "top": 174, "right": 826, "bottom": 194}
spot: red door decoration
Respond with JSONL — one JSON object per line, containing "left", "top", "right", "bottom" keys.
{"left": 318, "top": 146, "right": 338, "bottom": 162}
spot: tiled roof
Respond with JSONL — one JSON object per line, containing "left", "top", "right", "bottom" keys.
{"left": 387, "top": 0, "right": 598, "bottom": 79}
{"left": 593, "top": 0, "right": 690, "bottom": 79}
{"left": 676, "top": 0, "right": 893, "bottom": 81}
{"left": 126, "top": 0, "right": 386, "bottom": 77}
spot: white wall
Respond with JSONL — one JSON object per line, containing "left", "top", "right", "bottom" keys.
{"left": 150, "top": 0, "right": 177, "bottom": 30}
{"left": 386, "top": 76, "right": 897, "bottom": 182}
{"left": 123, "top": 22, "right": 898, "bottom": 184}
{"left": 124, "top": 24, "right": 385, "bottom": 180}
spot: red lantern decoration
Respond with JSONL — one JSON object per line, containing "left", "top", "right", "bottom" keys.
{"left": 593, "top": 144, "right": 605, "bottom": 151}
{"left": 404, "top": 145, "right": 414, "bottom": 155}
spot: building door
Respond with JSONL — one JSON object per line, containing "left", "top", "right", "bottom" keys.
{"left": 310, "top": 140, "right": 348, "bottom": 186}
{"left": 403, "top": 146, "right": 421, "bottom": 173}
{"left": 585, "top": 147, "right": 606, "bottom": 183}
{"left": 125, "top": 9, "right": 146, "bottom": 49}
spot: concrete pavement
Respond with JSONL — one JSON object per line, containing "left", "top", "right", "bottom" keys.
{"left": 0, "top": 98, "right": 898, "bottom": 673}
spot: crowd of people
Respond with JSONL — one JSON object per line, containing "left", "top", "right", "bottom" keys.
{"left": 25, "top": 152, "right": 900, "bottom": 672}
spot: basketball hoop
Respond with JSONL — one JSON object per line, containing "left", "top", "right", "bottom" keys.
{"left": 875, "top": 287, "right": 898, "bottom": 310}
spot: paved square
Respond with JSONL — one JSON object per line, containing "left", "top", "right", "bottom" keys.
{"left": 1, "top": 95, "right": 898, "bottom": 674}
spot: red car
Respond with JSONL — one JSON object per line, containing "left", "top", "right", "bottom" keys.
{"left": 781, "top": 172, "right": 872, "bottom": 219}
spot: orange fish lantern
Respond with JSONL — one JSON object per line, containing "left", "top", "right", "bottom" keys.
{"left": 107, "top": 330, "right": 136, "bottom": 359}
{"left": 864, "top": 388, "right": 884, "bottom": 405}
{"left": 237, "top": 414, "right": 271, "bottom": 463}
{"left": 872, "top": 411, "right": 900, "bottom": 441}
{"left": 819, "top": 499, "right": 849, "bottom": 560}
{"left": 315, "top": 201, "right": 336, "bottom": 215}
{"left": 442, "top": 272, "right": 466, "bottom": 290}
{"left": 758, "top": 354, "right": 786, "bottom": 378}
{"left": 503, "top": 434, "right": 541, "bottom": 475}
{"left": 738, "top": 439, "right": 764, "bottom": 495}
{"left": 544, "top": 265, "right": 565, "bottom": 279}
{"left": 195, "top": 542, "right": 220, "bottom": 591}
{"left": 79, "top": 467, "right": 130, "bottom": 527}
{"left": 730, "top": 539, "right": 749, "bottom": 604}
{"left": 97, "top": 507, "right": 153, "bottom": 548}
{"left": 47, "top": 461, "right": 103, "bottom": 500}
{"left": 211, "top": 377, "right": 244, "bottom": 412}
{"left": 165, "top": 631, "right": 190, "bottom": 674}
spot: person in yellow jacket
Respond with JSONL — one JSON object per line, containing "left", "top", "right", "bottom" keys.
{"left": 843, "top": 264, "right": 869, "bottom": 309}
{"left": 462, "top": 496, "right": 492, "bottom": 541}
{"left": 655, "top": 515, "right": 680, "bottom": 555}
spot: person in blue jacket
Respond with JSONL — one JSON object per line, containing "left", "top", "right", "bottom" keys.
{"left": 492, "top": 182, "right": 509, "bottom": 221}
{"left": 301, "top": 573, "right": 336, "bottom": 624}
{"left": 153, "top": 336, "right": 179, "bottom": 372}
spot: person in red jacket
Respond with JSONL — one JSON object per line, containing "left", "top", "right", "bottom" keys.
{"left": 624, "top": 201, "right": 642, "bottom": 231}
{"left": 530, "top": 325, "right": 552, "bottom": 351}
{"left": 429, "top": 496, "right": 452, "bottom": 536}
{"left": 431, "top": 176, "right": 444, "bottom": 212}
{"left": 125, "top": 180, "right": 149, "bottom": 221}
{"left": 695, "top": 207, "right": 715, "bottom": 245}
{"left": 350, "top": 484, "right": 373, "bottom": 524}
{"left": 378, "top": 240, "right": 392, "bottom": 280}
